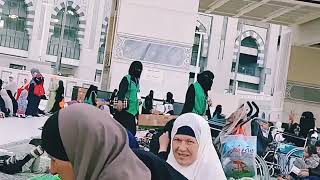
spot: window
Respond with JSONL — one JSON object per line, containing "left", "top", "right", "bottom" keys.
{"left": 232, "top": 36, "right": 261, "bottom": 77}
{"left": 9, "top": 63, "right": 26, "bottom": 70}
{"left": 241, "top": 37, "right": 258, "bottom": 49}
{"left": 98, "top": 21, "right": 108, "bottom": 64}
{"left": 190, "top": 32, "right": 207, "bottom": 72}
{"left": 0, "top": 0, "right": 29, "bottom": 50}
{"left": 229, "top": 80, "right": 259, "bottom": 93}
{"left": 47, "top": 7, "right": 80, "bottom": 59}
{"left": 97, "top": 43, "right": 105, "bottom": 64}
{"left": 95, "top": 70, "right": 102, "bottom": 82}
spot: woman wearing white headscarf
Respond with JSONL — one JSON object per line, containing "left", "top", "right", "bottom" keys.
{"left": 0, "top": 80, "right": 13, "bottom": 116}
{"left": 167, "top": 113, "right": 226, "bottom": 180}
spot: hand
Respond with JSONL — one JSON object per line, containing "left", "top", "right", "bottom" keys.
{"left": 298, "top": 170, "right": 309, "bottom": 177}
{"left": 208, "top": 98, "right": 213, "bottom": 107}
{"left": 117, "top": 100, "right": 123, "bottom": 112}
{"left": 289, "top": 110, "right": 295, "bottom": 124}
{"left": 159, "top": 132, "right": 170, "bottom": 152}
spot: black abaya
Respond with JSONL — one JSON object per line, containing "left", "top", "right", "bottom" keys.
{"left": 133, "top": 149, "right": 187, "bottom": 180}
{"left": 50, "top": 86, "right": 64, "bottom": 113}
{"left": 7, "top": 90, "right": 17, "bottom": 115}
{"left": 0, "top": 95, "right": 9, "bottom": 116}
{"left": 25, "top": 83, "right": 41, "bottom": 116}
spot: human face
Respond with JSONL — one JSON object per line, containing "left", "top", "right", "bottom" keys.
{"left": 304, "top": 148, "right": 310, "bottom": 158}
{"left": 316, "top": 146, "right": 320, "bottom": 156}
{"left": 50, "top": 157, "right": 75, "bottom": 180}
{"left": 172, "top": 134, "right": 199, "bottom": 166}
{"left": 261, "top": 123, "right": 269, "bottom": 130}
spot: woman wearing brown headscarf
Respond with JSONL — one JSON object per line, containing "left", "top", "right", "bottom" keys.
{"left": 41, "top": 103, "right": 151, "bottom": 180}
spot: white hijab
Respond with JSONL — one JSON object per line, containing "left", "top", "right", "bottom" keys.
{"left": 167, "top": 113, "right": 226, "bottom": 180}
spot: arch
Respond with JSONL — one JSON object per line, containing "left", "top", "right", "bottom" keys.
{"left": 0, "top": 0, "right": 34, "bottom": 38}
{"left": 241, "top": 37, "right": 258, "bottom": 49}
{"left": 49, "top": 1, "right": 86, "bottom": 45}
{"left": 233, "top": 30, "right": 265, "bottom": 67}
{"left": 196, "top": 20, "right": 207, "bottom": 33}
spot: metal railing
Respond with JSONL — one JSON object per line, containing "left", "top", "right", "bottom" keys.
{"left": 232, "top": 63, "right": 261, "bottom": 77}
{"left": 47, "top": 40, "right": 80, "bottom": 60}
{"left": 0, "top": 33, "right": 29, "bottom": 50}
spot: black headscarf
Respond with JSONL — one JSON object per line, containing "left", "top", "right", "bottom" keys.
{"left": 212, "top": 105, "right": 223, "bottom": 119}
{"left": 56, "top": 80, "right": 64, "bottom": 100}
{"left": 149, "top": 90, "right": 154, "bottom": 99}
{"left": 41, "top": 112, "right": 69, "bottom": 161}
{"left": 133, "top": 149, "right": 187, "bottom": 180}
{"left": 84, "top": 85, "right": 97, "bottom": 100}
{"left": 0, "top": 79, "right": 3, "bottom": 89}
{"left": 299, "top": 111, "right": 316, "bottom": 138}
{"left": 197, "top": 71, "right": 214, "bottom": 92}
{"left": 129, "top": 61, "right": 143, "bottom": 79}
{"left": 165, "top": 92, "right": 174, "bottom": 104}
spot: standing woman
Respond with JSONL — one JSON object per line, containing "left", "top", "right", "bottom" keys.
{"left": 50, "top": 80, "right": 64, "bottom": 113}
{"left": 5, "top": 76, "right": 18, "bottom": 115}
{"left": 84, "top": 85, "right": 98, "bottom": 106}
{"left": 0, "top": 80, "right": 13, "bottom": 116}
{"left": 16, "top": 87, "right": 28, "bottom": 118}
{"left": 115, "top": 61, "right": 143, "bottom": 136}
{"left": 26, "top": 72, "right": 45, "bottom": 117}
{"left": 164, "top": 92, "right": 175, "bottom": 115}
{"left": 0, "top": 79, "right": 10, "bottom": 116}
{"left": 16, "top": 78, "right": 29, "bottom": 100}
{"left": 181, "top": 71, "right": 214, "bottom": 118}
{"left": 45, "top": 78, "right": 59, "bottom": 113}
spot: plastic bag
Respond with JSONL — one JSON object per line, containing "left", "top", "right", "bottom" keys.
{"left": 221, "top": 135, "right": 257, "bottom": 179}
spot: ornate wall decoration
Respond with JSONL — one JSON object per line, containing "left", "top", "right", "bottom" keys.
{"left": 286, "top": 81, "right": 320, "bottom": 104}
{"left": 113, "top": 35, "right": 192, "bottom": 69}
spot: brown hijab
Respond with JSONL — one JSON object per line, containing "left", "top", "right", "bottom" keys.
{"left": 42, "top": 103, "right": 151, "bottom": 180}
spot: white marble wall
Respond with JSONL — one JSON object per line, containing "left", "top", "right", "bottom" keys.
{"left": 109, "top": 0, "right": 199, "bottom": 102}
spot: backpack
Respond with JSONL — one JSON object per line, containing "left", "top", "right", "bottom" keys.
{"left": 34, "top": 84, "right": 45, "bottom": 97}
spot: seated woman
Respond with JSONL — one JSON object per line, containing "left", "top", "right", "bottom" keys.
{"left": 284, "top": 111, "right": 316, "bottom": 147}
{"left": 165, "top": 113, "right": 226, "bottom": 180}
{"left": 278, "top": 145, "right": 320, "bottom": 180}
{"left": 41, "top": 104, "right": 150, "bottom": 180}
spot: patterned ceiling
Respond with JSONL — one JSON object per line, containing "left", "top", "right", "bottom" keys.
{"left": 199, "top": 0, "right": 320, "bottom": 25}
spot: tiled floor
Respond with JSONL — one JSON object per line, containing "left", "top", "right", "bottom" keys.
{"left": 0, "top": 116, "right": 49, "bottom": 180}
{"left": 0, "top": 116, "right": 47, "bottom": 146}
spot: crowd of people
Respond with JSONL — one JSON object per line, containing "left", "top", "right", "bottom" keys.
{"left": 0, "top": 68, "right": 65, "bottom": 118}
{"left": 0, "top": 60, "right": 318, "bottom": 180}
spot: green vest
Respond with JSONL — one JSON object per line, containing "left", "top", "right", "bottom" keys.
{"left": 84, "top": 91, "right": 96, "bottom": 105}
{"left": 192, "top": 82, "right": 207, "bottom": 116}
{"left": 125, "top": 75, "right": 140, "bottom": 116}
